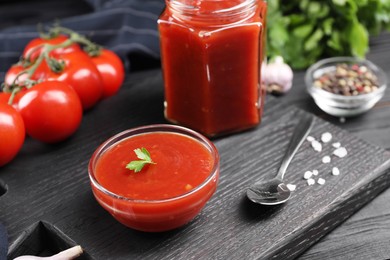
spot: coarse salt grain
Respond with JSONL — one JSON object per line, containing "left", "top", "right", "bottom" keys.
{"left": 332, "top": 167, "right": 340, "bottom": 176}
{"left": 312, "top": 170, "right": 319, "bottom": 176}
{"left": 321, "top": 132, "right": 332, "bottom": 143}
{"left": 311, "top": 140, "right": 322, "bottom": 152}
{"left": 332, "top": 142, "right": 341, "bottom": 148}
{"left": 333, "top": 147, "right": 347, "bottom": 158}
{"left": 306, "top": 136, "right": 315, "bottom": 142}
{"left": 303, "top": 171, "right": 313, "bottom": 179}
{"left": 307, "top": 178, "right": 315, "bottom": 186}
{"left": 286, "top": 184, "right": 296, "bottom": 191}
{"left": 322, "top": 155, "right": 331, "bottom": 163}
{"left": 317, "top": 178, "right": 326, "bottom": 185}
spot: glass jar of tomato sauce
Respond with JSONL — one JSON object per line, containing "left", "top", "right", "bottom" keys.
{"left": 158, "top": 0, "right": 267, "bottom": 137}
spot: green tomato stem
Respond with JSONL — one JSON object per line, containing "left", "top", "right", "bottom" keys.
{"left": 8, "top": 85, "right": 23, "bottom": 106}
{"left": 54, "top": 26, "right": 102, "bottom": 56}
{"left": 3, "top": 25, "right": 103, "bottom": 105}
{"left": 6, "top": 38, "right": 74, "bottom": 104}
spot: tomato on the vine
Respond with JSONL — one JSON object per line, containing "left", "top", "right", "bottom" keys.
{"left": 23, "top": 34, "right": 81, "bottom": 62}
{"left": 4, "top": 63, "right": 47, "bottom": 86}
{"left": 7, "top": 49, "right": 103, "bottom": 110}
{"left": 90, "top": 49, "right": 125, "bottom": 98}
{"left": 0, "top": 91, "right": 25, "bottom": 110}
{"left": 17, "top": 81, "right": 83, "bottom": 143}
{"left": 45, "top": 51, "right": 104, "bottom": 110}
{"left": 4, "top": 65, "right": 29, "bottom": 86}
{"left": 0, "top": 103, "right": 25, "bottom": 167}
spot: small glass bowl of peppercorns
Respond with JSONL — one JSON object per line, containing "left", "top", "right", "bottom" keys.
{"left": 305, "top": 56, "right": 387, "bottom": 117}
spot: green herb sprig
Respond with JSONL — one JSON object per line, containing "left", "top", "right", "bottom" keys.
{"left": 126, "top": 147, "right": 156, "bottom": 173}
{"left": 267, "top": 0, "right": 390, "bottom": 69}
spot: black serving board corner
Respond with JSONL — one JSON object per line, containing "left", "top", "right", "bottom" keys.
{"left": 7, "top": 221, "right": 93, "bottom": 259}
{"left": 1, "top": 70, "right": 390, "bottom": 259}
{"left": 201, "top": 106, "right": 390, "bottom": 260}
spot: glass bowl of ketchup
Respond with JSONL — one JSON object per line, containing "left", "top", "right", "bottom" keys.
{"left": 88, "top": 124, "right": 220, "bottom": 232}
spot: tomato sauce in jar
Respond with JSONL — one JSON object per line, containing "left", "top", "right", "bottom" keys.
{"left": 158, "top": 0, "right": 267, "bottom": 136}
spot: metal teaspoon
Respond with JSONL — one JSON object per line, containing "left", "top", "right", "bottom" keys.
{"left": 246, "top": 113, "right": 314, "bottom": 205}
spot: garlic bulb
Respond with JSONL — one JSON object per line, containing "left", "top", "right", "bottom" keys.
{"left": 262, "top": 56, "right": 293, "bottom": 94}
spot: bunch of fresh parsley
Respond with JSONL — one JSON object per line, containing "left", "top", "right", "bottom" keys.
{"left": 266, "top": 0, "right": 390, "bottom": 69}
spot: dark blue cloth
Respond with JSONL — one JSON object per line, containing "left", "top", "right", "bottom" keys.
{"left": 0, "top": 223, "right": 7, "bottom": 260}
{"left": 0, "top": 0, "right": 164, "bottom": 80}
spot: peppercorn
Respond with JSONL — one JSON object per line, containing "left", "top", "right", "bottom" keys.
{"left": 313, "top": 63, "right": 379, "bottom": 96}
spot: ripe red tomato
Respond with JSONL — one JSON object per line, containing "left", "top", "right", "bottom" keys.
{"left": 90, "top": 49, "right": 125, "bottom": 98}
{"left": 23, "top": 34, "right": 81, "bottom": 61}
{"left": 0, "top": 103, "right": 25, "bottom": 167}
{"left": 17, "top": 81, "right": 83, "bottom": 143}
{"left": 4, "top": 65, "right": 28, "bottom": 86}
{"left": 0, "top": 91, "right": 25, "bottom": 110}
{"left": 0, "top": 92, "right": 11, "bottom": 104}
{"left": 4, "top": 63, "right": 47, "bottom": 86}
{"left": 45, "top": 51, "right": 104, "bottom": 110}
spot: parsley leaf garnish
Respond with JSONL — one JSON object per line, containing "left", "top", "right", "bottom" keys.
{"left": 126, "top": 147, "right": 156, "bottom": 173}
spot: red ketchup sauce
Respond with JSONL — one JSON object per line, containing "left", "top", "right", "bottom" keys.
{"left": 91, "top": 131, "right": 219, "bottom": 232}
{"left": 158, "top": 0, "right": 267, "bottom": 136}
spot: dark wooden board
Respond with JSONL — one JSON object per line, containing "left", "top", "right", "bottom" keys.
{"left": 277, "top": 32, "right": 390, "bottom": 260}
{"left": 1, "top": 70, "right": 390, "bottom": 260}
{"left": 7, "top": 221, "right": 93, "bottom": 259}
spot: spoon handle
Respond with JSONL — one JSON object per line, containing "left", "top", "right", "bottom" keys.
{"left": 276, "top": 113, "right": 314, "bottom": 180}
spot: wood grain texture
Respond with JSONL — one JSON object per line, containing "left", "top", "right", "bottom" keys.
{"left": 1, "top": 67, "right": 390, "bottom": 259}
{"left": 271, "top": 32, "right": 390, "bottom": 260}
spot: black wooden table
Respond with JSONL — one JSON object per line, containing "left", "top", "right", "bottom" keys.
{"left": 288, "top": 32, "right": 390, "bottom": 260}
{"left": 1, "top": 32, "right": 390, "bottom": 260}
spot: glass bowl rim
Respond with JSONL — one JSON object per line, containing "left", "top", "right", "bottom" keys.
{"left": 305, "top": 56, "right": 387, "bottom": 101}
{"left": 88, "top": 124, "right": 220, "bottom": 204}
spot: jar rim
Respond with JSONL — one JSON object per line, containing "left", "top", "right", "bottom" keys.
{"left": 165, "top": 0, "right": 259, "bottom": 24}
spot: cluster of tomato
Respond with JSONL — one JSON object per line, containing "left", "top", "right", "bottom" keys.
{"left": 0, "top": 28, "right": 125, "bottom": 167}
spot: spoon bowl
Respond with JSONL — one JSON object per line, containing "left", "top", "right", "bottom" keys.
{"left": 247, "top": 179, "right": 290, "bottom": 205}
{"left": 247, "top": 114, "right": 313, "bottom": 205}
